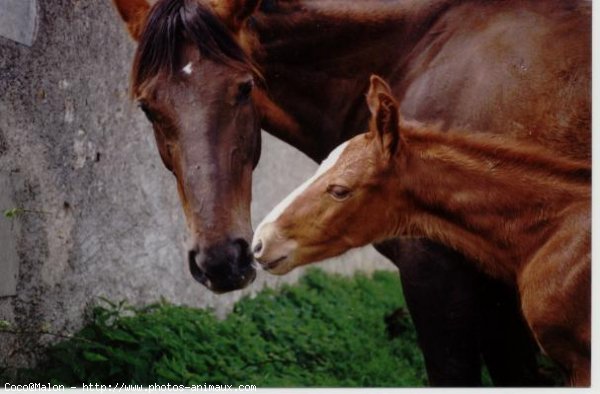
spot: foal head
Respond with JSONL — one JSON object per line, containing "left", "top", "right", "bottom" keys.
{"left": 252, "top": 76, "right": 404, "bottom": 274}
{"left": 114, "top": 0, "right": 263, "bottom": 292}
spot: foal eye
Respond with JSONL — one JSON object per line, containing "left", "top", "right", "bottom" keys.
{"left": 327, "top": 185, "right": 352, "bottom": 201}
{"left": 236, "top": 79, "right": 254, "bottom": 104}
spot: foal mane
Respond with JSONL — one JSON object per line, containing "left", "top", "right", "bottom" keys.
{"left": 132, "top": 0, "right": 261, "bottom": 93}
{"left": 403, "top": 122, "right": 591, "bottom": 185}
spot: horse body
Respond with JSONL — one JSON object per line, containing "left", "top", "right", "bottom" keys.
{"left": 113, "top": 0, "right": 590, "bottom": 385}
{"left": 254, "top": 0, "right": 590, "bottom": 162}
{"left": 252, "top": 76, "right": 591, "bottom": 385}
{"left": 251, "top": 0, "right": 456, "bottom": 160}
{"left": 398, "top": 0, "right": 591, "bottom": 161}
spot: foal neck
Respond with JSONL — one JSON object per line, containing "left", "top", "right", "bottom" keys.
{"left": 394, "top": 127, "right": 590, "bottom": 280}
{"left": 250, "top": 0, "right": 453, "bottom": 161}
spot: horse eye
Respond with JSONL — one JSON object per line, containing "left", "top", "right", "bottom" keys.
{"left": 236, "top": 79, "right": 254, "bottom": 104}
{"left": 327, "top": 185, "right": 352, "bottom": 201}
{"left": 138, "top": 102, "right": 154, "bottom": 122}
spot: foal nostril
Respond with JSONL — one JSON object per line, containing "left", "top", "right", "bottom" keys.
{"left": 253, "top": 240, "right": 263, "bottom": 256}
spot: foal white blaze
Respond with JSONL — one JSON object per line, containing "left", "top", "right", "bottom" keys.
{"left": 252, "top": 141, "right": 350, "bottom": 267}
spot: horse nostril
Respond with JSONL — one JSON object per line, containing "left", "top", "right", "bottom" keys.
{"left": 253, "top": 240, "right": 263, "bottom": 256}
{"left": 231, "top": 238, "right": 251, "bottom": 261}
{"left": 188, "top": 248, "right": 209, "bottom": 285}
{"left": 188, "top": 248, "right": 198, "bottom": 266}
{"left": 187, "top": 240, "right": 257, "bottom": 293}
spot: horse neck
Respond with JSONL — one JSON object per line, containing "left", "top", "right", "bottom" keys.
{"left": 251, "top": 0, "right": 453, "bottom": 161}
{"left": 391, "top": 127, "right": 590, "bottom": 280}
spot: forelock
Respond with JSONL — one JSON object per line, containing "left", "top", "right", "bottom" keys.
{"left": 131, "top": 0, "right": 261, "bottom": 94}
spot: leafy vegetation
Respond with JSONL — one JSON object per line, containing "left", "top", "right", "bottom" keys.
{"left": 3, "top": 207, "right": 48, "bottom": 219}
{"left": 2, "top": 207, "right": 23, "bottom": 219}
{"left": 8, "top": 269, "right": 427, "bottom": 387}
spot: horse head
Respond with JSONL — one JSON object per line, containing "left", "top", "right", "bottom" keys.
{"left": 113, "top": 0, "right": 263, "bottom": 293}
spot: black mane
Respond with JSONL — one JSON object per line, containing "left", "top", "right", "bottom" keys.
{"left": 132, "top": 0, "right": 258, "bottom": 92}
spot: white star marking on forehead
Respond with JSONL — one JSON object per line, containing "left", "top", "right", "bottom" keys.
{"left": 182, "top": 62, "right": 193, "bottom": 75}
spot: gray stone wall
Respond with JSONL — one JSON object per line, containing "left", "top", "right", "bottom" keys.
{"left": 0, "top": 0, "right": 392, "bottom": 367}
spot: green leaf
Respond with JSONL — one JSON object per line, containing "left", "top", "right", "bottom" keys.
{"left": 103, "top": 329, "right": 137, "bottom": 344}
{"left": 3, "top": 208, "right": 22, "bottom": 219}
{"left": 83, "top": 351, "right": 109, "bottom": 362}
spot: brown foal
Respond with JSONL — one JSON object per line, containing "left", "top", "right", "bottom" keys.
{"left": 252, "top": 76, "right": 591, "bottom": 386}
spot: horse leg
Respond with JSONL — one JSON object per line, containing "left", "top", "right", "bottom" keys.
{"left": 375, "top": 238, "right": 481, "bottom": 386}
{"left": 477, "top": 275, "right": 545, "bottom": 386}
{"left": 374, "top": 238, "right": 542, "bottom": 387}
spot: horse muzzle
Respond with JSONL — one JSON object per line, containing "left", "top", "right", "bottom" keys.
{"left": 188, "top": 238, "right": 256, "bottom": 293}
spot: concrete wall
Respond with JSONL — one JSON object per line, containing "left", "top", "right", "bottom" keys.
{"left": 0, "top": 0, "right": 393, "bottom": 367}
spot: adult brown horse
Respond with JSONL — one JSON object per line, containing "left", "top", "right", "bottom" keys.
{"left": 252, "top": 75, "right": 591, "bottom": 386}
{"left": 112, "top": 0, "right": 590, "bottom": 386}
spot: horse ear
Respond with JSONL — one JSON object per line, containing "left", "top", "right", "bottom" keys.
{"left": 367, "top": 76, "right": 401, "bottom": 159}
{"left": 211, "top": 0, "right": 262, "bottom": 32}
{"left": 112, "top": 0, "right": 150, "bottom": 41}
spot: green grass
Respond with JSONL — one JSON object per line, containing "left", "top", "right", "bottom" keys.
{"left": 9, "top": 269, "right": 427, "bottom": 387}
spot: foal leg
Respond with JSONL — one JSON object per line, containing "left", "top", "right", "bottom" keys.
{"left": 519, "top": 222, "right": 591, "bottom": 387}
{"left": 520, "top": 293, "right": 590, "bottom": 387}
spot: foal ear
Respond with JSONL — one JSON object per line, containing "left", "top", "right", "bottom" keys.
{"left": 367, "top": 75, "right": 394, "bottom": 117}
{"left": 211, "top": 0, "right": 262, "bottom": 32}
{"left": 367, "top": 76, "right": 401, "bottom": 159}
{"left": 112, "top": 0, "right": 150, "bottom": 41}
{"left": 373, "top": 93, "right": 401, "bottom": 158}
